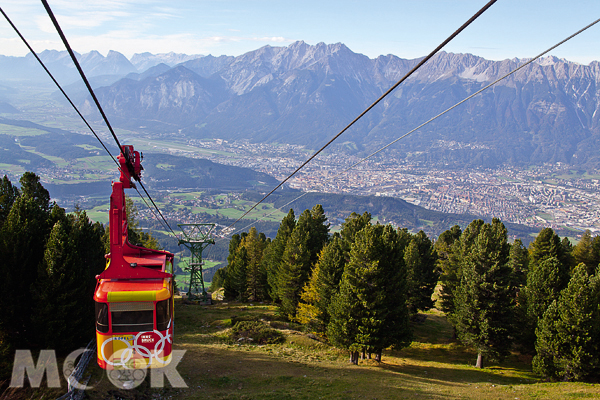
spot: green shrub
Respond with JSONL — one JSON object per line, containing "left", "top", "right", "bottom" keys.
{"left": 228, "top": 321, "right": 285, "bottom": 345}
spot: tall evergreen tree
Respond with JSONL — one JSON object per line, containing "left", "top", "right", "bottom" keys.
{"left": 0, "top": 175, "right": 19, "bottom": 229}
{"left": 223, "top": 233, "right": 245, "bottom": 300}
{"left": 296, "top": 234, "right": 346, "bottom": 331}
{"left": 0, "top": 174, "right": 52, "bottom": 347}
{"left": 244, "top": 227, "right": 268, "bottom": 301}
{"left": 533, "top": 264, "right": 600, "bottom": 381}
{"left": 33, "top": 209, "right": 105, "bottom": 350}
{"left": 278, "top": 205, "right": 329, "bottom": 319}
{"left": 517, "top": 256, "right": 570, "bottom": 353}
{"left": 340, "top": 211, "right": 371, "bottom": 252}
{"left": 435, "top": 225, "right": 462, "bottom": 317}
{"left": 508, "top": 238, "right": 529, "bottom": 290}
{"left": 529, "top": 227, "right": 571, "bottom": 270}
{"left": 278, "top": 225, "right": 311, "bottom": 319}
{"left": 262, "top": 209, "right": 295, "bottom": 301}
{"left": 453, "top": 219, "right": 514, "bottom": 368}
{"left": 573, "top": 230, "right": 599, "bottom": 275}
{"left": 405, "top": 230, "right": 437, "bottom": 315}
{"left": 328, "top": 224, "right": 411, "bottom": 363}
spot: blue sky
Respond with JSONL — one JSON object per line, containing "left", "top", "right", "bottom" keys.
{"left": 0, "top": 0, "right": 598, "bottom": 64}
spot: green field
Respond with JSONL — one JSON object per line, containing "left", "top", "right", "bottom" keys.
{"left": 0, "top": 123, "right": 47, "bottom": 136}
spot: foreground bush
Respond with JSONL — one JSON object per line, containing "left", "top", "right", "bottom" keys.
{"left": 229, "top": 321, "right": 285, "bottom": 345}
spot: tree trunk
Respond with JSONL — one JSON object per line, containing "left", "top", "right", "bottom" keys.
{"left": 352, "top": 351, "right": 359, "bottom": 365}
{"left": 367, "top": 352, "right": 372, "bottom": 359}
{"left": 349, "top": 352, "right": 353, "bottom": 363}
{"left": 361, "top": 348, "right": 365, "bottom": 360}
{"left": 475, "top": 353, "right": 483, "bottom": 369}
{"left": 375, "top": 349, "right": 382, "bottom": 362}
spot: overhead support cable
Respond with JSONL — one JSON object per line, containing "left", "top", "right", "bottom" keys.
{"left": 137, "top": 180, "right": 177, "bottom": 236}
{"left": 221, "top": 16, "right": 600, "bottom": 241}
{"left": 0, "top": 6, "right": 119, "bottom": 169}
{"left": 224, "top": 0, "right": 499, "bottom": 232}
{"left": 38, "top": 0, "right": 177, "bottom": 238}
{"left": 40, "top": 0, "right": 126, "bottom": 162}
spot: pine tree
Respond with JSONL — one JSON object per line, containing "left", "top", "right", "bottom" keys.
{"left": 223, "top": 233, "right": 245, "bottom": 300}
{"left": 453, "top": 219, "right": 514, "bottom": 368}
{"left": 517, "top": 256, "right": 570, "bottom": 353}
{"left": 297, "top": 205, "right": 330, "bottom": 265}
{"left": 327, "top": 224, "right": 411, "bottom": 363}
{"left": 435, "top": 225, "right": 462, "bottom": 317}
{"left": 533, "top": 264, "right": 600, "bottom": 381}
{"left": 405, "top": 230, "right": 437, "bottom": 315}
{"left": 278, "top": 224, "right": 311, "bottom": 319}
{"left": 0, "top": 175, "right": 19, "bottom": 229}
{"left": 340, "top": 211, "right": 371, "bottom": 251}
{"left": 244, "top": 227, "right": 268, "bottom": 301}
{"left": 573, "top": 230, "right": 599, "bottom": 275}
{"left": 262, "top": 209, "right": 295, "bottom": 301}
{"left": 529, "top": 227, "right": 571, "bottom": 270}
{"left": 296, "top": 234, "right": 346, "bottom": 331}
{"left": 508, "top": 239, "right": 529, "bottom": 289}
{"left": 33, "top": 209, "right": 105, "bottom": 351}
{"left": 0, "top": 174, "right": 51, "bottom": 347}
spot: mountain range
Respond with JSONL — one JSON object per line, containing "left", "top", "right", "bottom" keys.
{"left": 1, "top": 42, "right": 599, "bottom": 168}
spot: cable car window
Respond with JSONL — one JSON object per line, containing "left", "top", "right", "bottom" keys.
{"left": 156, "top": 299, "right": 171, "bottom": 331}
{"left": 110, "top": 302, "right": 154, "bottom": 333}
{"left": 95, "top": 302, "right": 109, "bottom": 333}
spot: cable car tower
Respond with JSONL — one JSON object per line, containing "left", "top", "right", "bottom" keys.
{"left": 178, "top": 223, "right": 215, "bottom": 302}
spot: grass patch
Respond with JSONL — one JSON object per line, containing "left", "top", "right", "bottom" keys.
{"left": 64, "top": 302, "right": 600, "bottom": 399}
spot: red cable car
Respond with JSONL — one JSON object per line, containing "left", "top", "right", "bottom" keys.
{"left": 94, "top": 146, "right": 175, "bottom": 370}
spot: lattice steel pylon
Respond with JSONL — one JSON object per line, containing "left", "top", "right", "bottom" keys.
{"left": 177, "top": 223, "right": 215, "bottom": 302}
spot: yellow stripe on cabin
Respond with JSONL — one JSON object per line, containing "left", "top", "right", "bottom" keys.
{"left": 108, "top": 291, "right": 157, "bottom": 302}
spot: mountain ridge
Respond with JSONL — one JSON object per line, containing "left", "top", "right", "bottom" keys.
{"left": 1, "top": 42, "right": 599, "bottom": 168}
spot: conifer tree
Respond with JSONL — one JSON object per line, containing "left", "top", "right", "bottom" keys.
{"left": 0, "top": 174, "right": 51, "bottom": 347}
{"left": 529, "top": 227, "right": 571, "bottom": 270}
{"left": 210, "top": 268, "right": 226, "bottom": 291}
{"left": 278, "top": 224, "right": 311, "bottom": 319}
{"left": 296, "top": 234, "right": 346, "bottom": 331}
{"left": 508, "top": 238, "right": 529, "bottom": 289}
{"left": 33, "top": 209, "right": 105, "bottom": 350}
{"left": 517, "top": 256, "right": 570, "bottom": 353}
{"left": 533, "top": 264, "right": 600, "bottom": 381}
{"left": 453, "top": 219, "right": 514, "bottom": 368}
{"left": 262, "top": 209, "right": 295, "bottom": 301}
{"left": 405, "top": 230, "right": 437, "bottom": 315}
{"left": 244, "top": 227, "right": 268, "bottom": 301}
{"left": 328, "top": 224, "right": 411, "bottom": 363}
{"left": 573, "top": 230, "right": 599, "bottom": 275}
{"left": 223, "top": 233, "right": 246, "bottom": 300}
{"left": 340, "top": 211, "right": 371, "bottom": 251}
{"left": 0, "top": 175, "right": 19, "bottom": 229}
{"left": 435, "top": 225, "right": 462, "bottom": 317}
{"left": 278, "top": 205, "right": 329, "bottom": 319}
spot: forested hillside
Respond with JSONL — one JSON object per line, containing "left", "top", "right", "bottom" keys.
{"left": 212, "top": 205, "right": 600, "bottom": 380}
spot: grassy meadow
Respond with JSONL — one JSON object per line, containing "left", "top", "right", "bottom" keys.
{"left": 74, "top": 301, "right": 600, "bottom": 400}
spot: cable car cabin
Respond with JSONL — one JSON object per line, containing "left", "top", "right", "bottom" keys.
{"left": 94, "top": 145, "right": 175, "bottom": 370}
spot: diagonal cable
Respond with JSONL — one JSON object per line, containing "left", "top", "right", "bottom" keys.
{"left": 0, "top": 6, "right": 120, "bottom": 169}
{"left": 39, "top": 0, "right": 177, "bottom": 237}
{"left": 40, "top": 0, "right": 126, "bottom": 163}
{"left": 221, "top": 16, "right": 600, "bottom": 241}
{"left": 223, "top": 0, "right": 498, "bottom": 232}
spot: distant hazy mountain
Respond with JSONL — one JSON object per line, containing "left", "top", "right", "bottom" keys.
{"left": 0, "top": 49, "right": 137, "bottom": 85}
{"left": 130, "top": 52, "right": 204, "bottom": 71}
{"left": 2, "top": 43, "right": 599, "bottom": 168}
{"left": 88, "top": 41, "right": 600, "bottom": 168}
